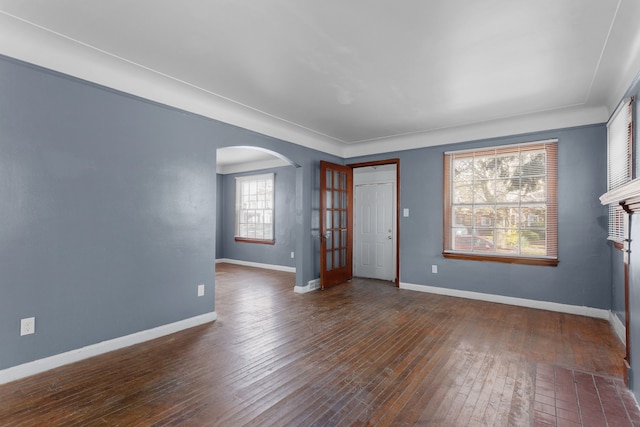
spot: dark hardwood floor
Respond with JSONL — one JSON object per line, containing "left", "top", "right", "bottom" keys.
{"left": 0, "top": 263, "right": 636, "bottom": 426}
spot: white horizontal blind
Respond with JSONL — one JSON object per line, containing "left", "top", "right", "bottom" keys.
{"left": 607, "top": 98, "right": 634, "bottom": 241}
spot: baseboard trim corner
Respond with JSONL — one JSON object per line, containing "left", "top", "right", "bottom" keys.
{"left": 295, "top": 278, "right": 321, "bottom": 294}
{"left": 0, "top": 311, "right": 217, "bottom": 385}
{"left": 609, "top": 311, "right": 626, "bottom": 346}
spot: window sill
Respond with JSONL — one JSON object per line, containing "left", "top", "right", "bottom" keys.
{"left": 235, "top": 237, "right": 275, "bottom": 245}
{"left": 443, "top": 252, "right": 558, "bottom": 266}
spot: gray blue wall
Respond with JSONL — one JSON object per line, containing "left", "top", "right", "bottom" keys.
{"left": 0, "top": 55, "right": 337, "bottom": 370}
{"left": 349, "top": 124, "right": 610, "bottom": 308}
{"left": 217, "top": 166, "right": 296, "bottom": 268}
{"left": 612, "top": 247, "right": 625, "bottom": 323}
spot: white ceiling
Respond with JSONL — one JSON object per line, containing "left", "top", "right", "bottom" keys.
{"left": 1, "top": 1, "right": 639, "bottom": 161}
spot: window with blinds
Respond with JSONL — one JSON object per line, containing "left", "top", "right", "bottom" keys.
{"left": 235, "top": 173, "right": 275, "bottom": 244}
{"left": 443, "top": 140, "right": 558, "bottom": 266}
{"left": 607, "top": 98, "right": 634, "bottom": 242}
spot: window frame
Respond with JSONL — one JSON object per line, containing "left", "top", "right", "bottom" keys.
{"left": 443, "top": 140, "right": 558, "bottom": 266}
{"left": 234, "top": 173, "right": 275, "bottom": 245}
{"left": 607, "top": 97, "right": 634, "bottom": 245}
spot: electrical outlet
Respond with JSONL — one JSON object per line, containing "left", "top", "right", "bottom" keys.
{"left": 20, "top": 317, "right": 35, "bottom": 336}
{"left": 197, "top": 284, "right": 205, "bottom": 297}
{"left": 431, "top": 265, "right": 438, "bottom": 274}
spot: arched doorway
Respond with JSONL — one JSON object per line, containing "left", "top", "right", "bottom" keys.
{"left": 215, "top": 146, "right": 301, "bottom": 288}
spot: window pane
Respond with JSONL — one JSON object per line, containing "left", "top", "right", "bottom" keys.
{"left": 496, "top": 206, "right": 517, "bottom": 228}
{"left": 326, "top": 190, "right": 332, "bottom": 209}
{"left": 326, "top": 170, "right": 332, "bottom": 189}
{"left": 495, "top": 228, "right": 519, "bottom": 253}
{"left": 474, "top": 156, "right": 496, "bottom": 179}
{"left": 520, "top": 205, "right": 546, "bottom": 229}
{"left": 520, "top": 177, "right": 546, "bottom": 202}
{"left": 521, "top": 230, "right": 546, "bottom": 255}
{"left": 453, "top": 182, "right": 473, "bottom": 204}
{"left": 453, "top": 158, "right": 474, "bottom": 182}
{"left": 473, "top": 180, "right": 495, "bottom": 203}
{"left": 495, "top": 179, "right": 521, "bottom": 203}
{"left": 474, "top": 206, "right": 495, "bottom": 228}
{"left": 496, "top": 154, "right": 519, "bottom": 178}
{"left": 453, "top": 206, "right": 473, "bottom": 228}
{"left": 520, "top": 151, "right": 546, "bottom": 176}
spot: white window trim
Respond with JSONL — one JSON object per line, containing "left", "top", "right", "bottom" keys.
{"left": 235, "top": 173, "right": 275, "bottom": 242}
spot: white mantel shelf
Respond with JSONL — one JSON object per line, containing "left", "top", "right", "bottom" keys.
{"left": 601, "top": 179, "right": 640, "bottom": 211}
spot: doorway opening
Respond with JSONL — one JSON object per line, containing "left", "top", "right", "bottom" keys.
{"left": 215, "top": 146, "right": 301, "bottom": 288}
{"left": 350, "top": 159, "right": 399, "bottom": 286}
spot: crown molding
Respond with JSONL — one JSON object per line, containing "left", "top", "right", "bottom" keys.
{"left": 343, "top": 104, "right": 609, "bottom": 158}
{"left": 0, "top": 12, "right": 615, "bottom": 161}
{"left": 0, "top": 12, "right": 345, "bottom": 157}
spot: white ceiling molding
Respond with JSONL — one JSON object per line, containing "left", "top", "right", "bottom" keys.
{"left": 343, "top": 104, "right": 609, "bottom": 158}
{"left": 0, "top": 12, "right": 344, "bottom": 157}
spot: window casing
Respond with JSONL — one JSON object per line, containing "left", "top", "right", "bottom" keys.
{"left": 235, "top": 173, "right": 274, "bottom": 244}
{"left": 443, "top": 140, "right": 558, "bottom": 266}
{"left": 607, "top": 98, "right": 634, "bottom": 243}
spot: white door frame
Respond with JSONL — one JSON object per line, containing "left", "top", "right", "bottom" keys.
{"left": 350, "top": 159, "right": 400, "bottom": 285}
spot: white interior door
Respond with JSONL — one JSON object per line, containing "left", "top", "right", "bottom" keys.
{"left": 354, "top": 182, "right": 395, "bottom": 281}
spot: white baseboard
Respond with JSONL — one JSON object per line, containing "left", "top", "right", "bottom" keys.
{"left": 610, "top": 311, "right": 626, "bottom": 345}
{"left": 399, "top": 282, "right": 610, "bottom": 319}
{"left": 216, "top": 258, "right": 296, "bottom": 273}
{"left": 0, "top": 311, "right": 217, "bottom": 385}
{"left": 295, "top": 278, "right": 321, "bottom": 294}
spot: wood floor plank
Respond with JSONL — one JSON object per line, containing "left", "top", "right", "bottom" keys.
{"left": 0, "top": 263, "right": 631, "bottom": 426}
